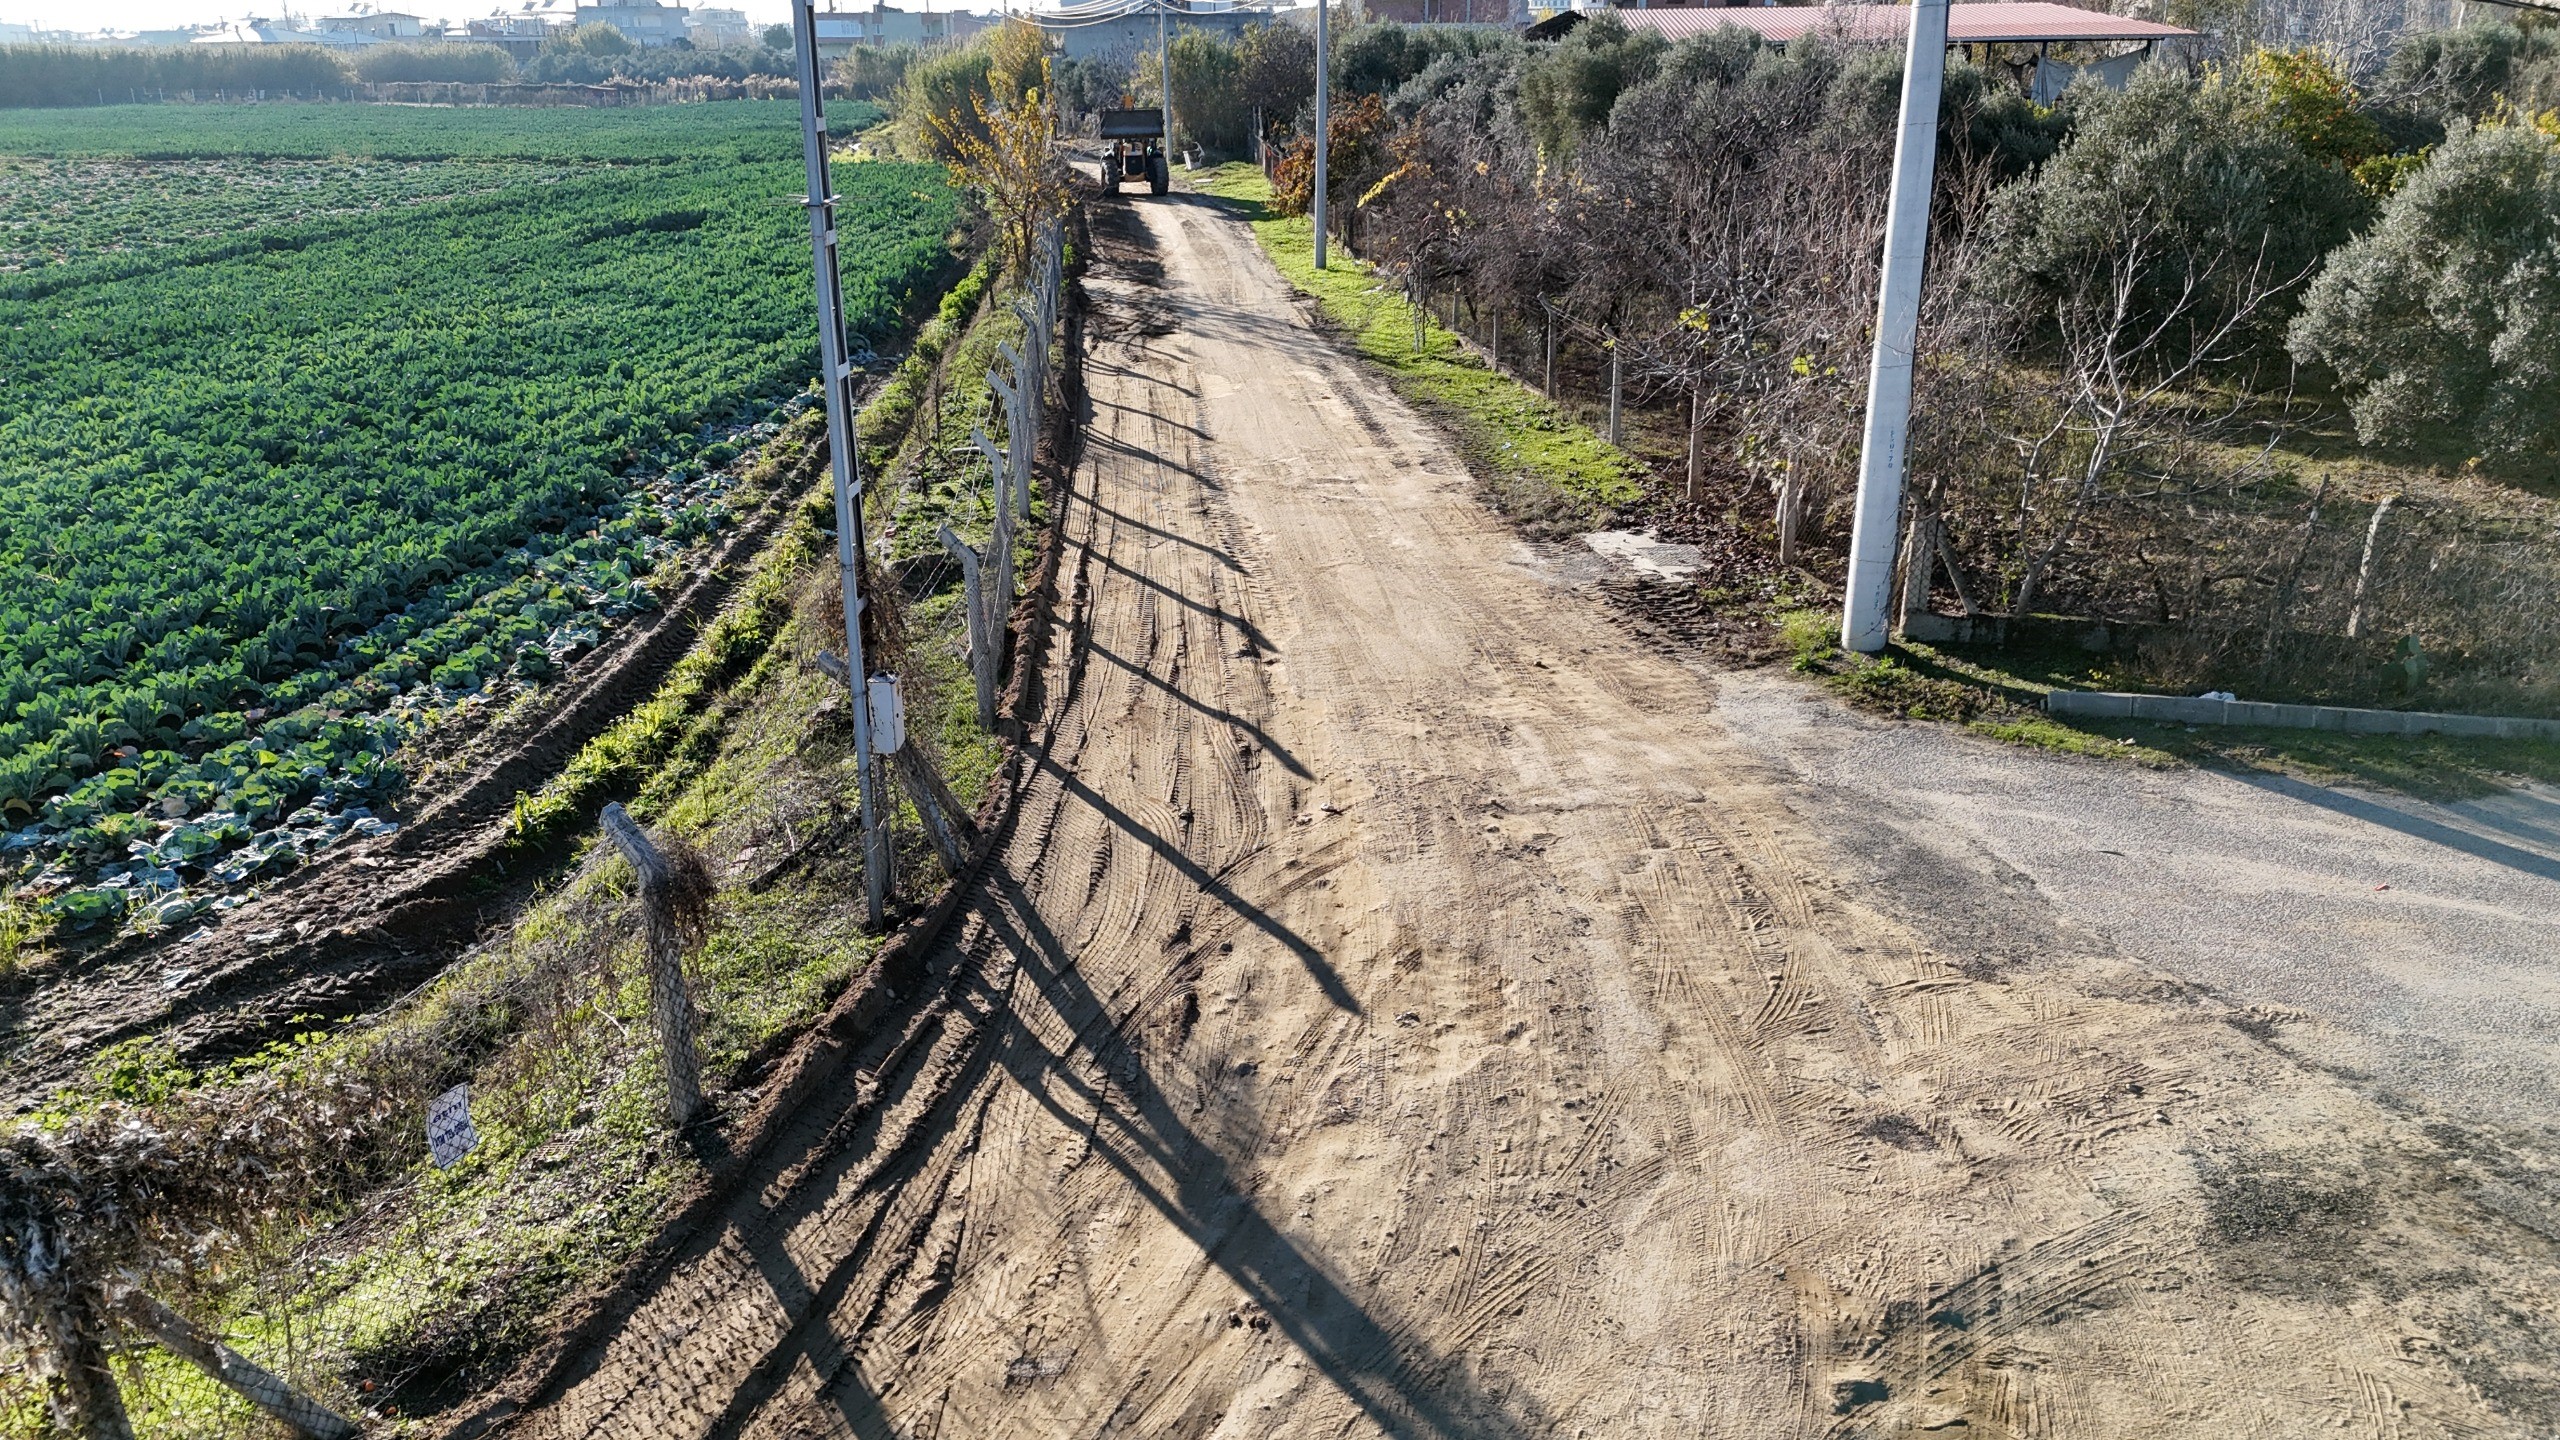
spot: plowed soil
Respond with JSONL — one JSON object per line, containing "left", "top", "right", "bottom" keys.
{"left": 446, "top": 189, "right": 2560, "bottom": 1437}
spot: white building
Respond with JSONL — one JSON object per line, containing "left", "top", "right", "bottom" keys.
{"left": 811, "top": 4, "right": 997, "bottom": 56}
{"left": 689, "top": 5, "right": 752, "bottom": 45}
{"left": 0, "top": 22, "right": 33, "bottom": 43}
{"left": 573, "top": 0, "right": 689, "bottom": 46}
{"left": 194, "top": 19, "right": 378, "bottom": 45}
{"left": 315, "top": 10, "right": 428, "bottom": 38}
{"left": 465, "top": 4, "right": 571, "bottom": 57}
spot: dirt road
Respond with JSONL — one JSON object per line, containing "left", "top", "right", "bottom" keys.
{"left": 457, "top": 192, "right": 2560, "bottom": 1437}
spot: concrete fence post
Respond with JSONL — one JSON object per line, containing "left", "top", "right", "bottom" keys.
{"left": 2347, "top": 494, "right": 2399, "bottom": 641}
{"left": 598, "top": 803, "right": 701, "bottom": 1128}
{"left": 1607, "top": 342, "right": 1623, "bottom": 445}
{"left": 940, "top": 523, "right": 996, "bottom": 731}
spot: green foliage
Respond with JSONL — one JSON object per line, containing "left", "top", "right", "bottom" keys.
{"left": 1050, "top": 54, "right": 1134, "bottom": 127}
{"left": 895, "top": 44, "right": 993, "bottom": 161}
{"left": 832, "top": 42, "right": 921, "bottom": 100}
{"left": 1519, "top": 13, "right": 1668, "bottom": 162}
{"left": 1333, "top": 18, "right": 1515, "bottom": 102}
{"left": 1238, "top": 23, "right": 1317, "bottom": 139}
{"left": 0, "top": 153, "right": 557, "bottom": 273}
{"left": 554, "top": 21, "right": 635, "bottom": 58}
{"left": 1168, "top": 30, "right": 1249, "bottom": 153}
{"left": 2380, "top": 20, "right": 2560, "bottom": 124}
{"left": 1986, "top": 62, "right": 2369, "bottom": 351}
{"left": 1777, "top": 608, "right": 1834, "bottom": 673}
{"left": 353, "top": 42, "right": 516, "bottom": 84}
{"left": 0, "top": 42, "right": 349, "bottom": 108}
{"left": 2290, "top": 121, "right": 2560, "bottom": 455}
{"left": 2242, "top": 48, "right": 2387, "bottom": 170}
{"left": 0, "top": 105, "right": 953, "bottom": 926}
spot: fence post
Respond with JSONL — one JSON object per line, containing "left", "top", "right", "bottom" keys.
{"left": 939, "top": 524, "right": 996, "bottom": 731}
{"left": 1686, "top": 387, "right": 1704, "bottom": 503}
{"left": 1607, "top": 342, "right": 1623, "bottom": 445}
{"left": 2346, "top": 494, "right": 2399, "bottom": 640}
{"left": 597, "top": 803, "right": 701, "bottom": 1128}
{"left": 1543, "top": 306, "right": 1557, "bottom": 398}
{"left": 134, "top": 1296, "right": 355, "bottom": 1440}
{"left": 58, "top": 1325, "right": 133, "bottom": 1440}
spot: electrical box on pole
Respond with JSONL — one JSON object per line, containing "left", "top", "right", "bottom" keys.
{"left": 792, "top": 0, "right": 892, "bottom": 927}
{"left": 1839, "top": 0, "right": 1948, "bottom": 654}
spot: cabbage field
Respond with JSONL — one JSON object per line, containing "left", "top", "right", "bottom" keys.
{"left": 0, "top": 101, "right": 960, "bottom": 932}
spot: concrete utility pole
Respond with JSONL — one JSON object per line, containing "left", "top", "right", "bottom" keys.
{"left": 1313, "top": 0, "right": 1330, "bottom": 268}
{"left": 792, "top": 0, "right": 892, "bottom": 928}
{"left": 1158, "top": 0, "right": 1170, "bottom": 154}
{"left": 1839, "top": 0, "right": 1949, "bottom": 654}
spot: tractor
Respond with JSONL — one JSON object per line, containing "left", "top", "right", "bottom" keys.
{"left": 1098, "top": 105, "right": 1170, "bottom": 196}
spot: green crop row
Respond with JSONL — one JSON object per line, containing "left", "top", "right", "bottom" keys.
{"left": 0, "top": 102, "right": 955, "bottom": 932}
{"left": 0, "top": 154, "right": 574, "bottom": 273}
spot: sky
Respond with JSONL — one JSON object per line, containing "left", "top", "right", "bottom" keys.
{"left": 0, "top": 0, "right": 829, "bottom": 34}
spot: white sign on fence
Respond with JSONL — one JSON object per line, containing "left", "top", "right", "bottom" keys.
{"left": 427, "top": 1083, "right": 478, "bottom": 1169}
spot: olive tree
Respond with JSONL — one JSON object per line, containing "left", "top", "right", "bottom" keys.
{"left": 2290, "top": 121, "right": 2560, "bottom": 455}
{"left": 1986, "top": 62, "right": 2369, "bottom": 361}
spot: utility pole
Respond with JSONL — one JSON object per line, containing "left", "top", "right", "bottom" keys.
{"left": 1159, "top": 0, "right": 1171, "bottom": 156}
{"left": 1313, "top": 0, "right": 1330, "bottom": 268}
{"left": 1839, "top": 0, "right": 1948, "bottom": 654}
{"left": 793, "top": 0, "right": 892, "bottom": 929}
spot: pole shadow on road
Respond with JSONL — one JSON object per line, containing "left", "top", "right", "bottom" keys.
{"left": 945, "top": 857, "right": 1551, "bottom": 1440}
{"left": 1034, "top": 750, "right": 1356, "bottom": 1014}
{"left": 2226, "top": 766, "right": 2560, "bottom": 884}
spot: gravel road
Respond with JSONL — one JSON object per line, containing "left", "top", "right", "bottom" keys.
{"left": 1699, "top": 673, "right": 2560, "bottom": 1139}
{"left": 450, "top": 187, "right": 2560, "bottom": 1440}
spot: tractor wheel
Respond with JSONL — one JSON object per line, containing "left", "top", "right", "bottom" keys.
{"left": 1102, "top": 156, "right": 1122, "bottom": 191}
{"left": 1149, "top": 154, "right": 1169, "bottom": 195}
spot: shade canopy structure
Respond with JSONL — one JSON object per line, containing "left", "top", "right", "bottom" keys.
{"left": 1524, "top": 2, "right": 2195, "bottom": 46}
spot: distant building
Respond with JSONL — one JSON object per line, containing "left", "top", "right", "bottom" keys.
{"left": 689, "top": 4, "right": 752, "bottom": 45}
{"left": 811, "top": 5, "right": 998, "bottom": 56}
{"left": 194, "top": 19, "right": 378, "bottom": 45}
{"left": 574, "top": 0, "right": 690, "bottom": 46}
{"left": 1032, "top": 4, "right": 1278, "bottom": 61}
{"left": 315, "top": 10, "right": 429, "bottom": 38}
{"left": 0, "top": 21, "right": 33, "bottom": 44}
{"left": 1356, "top": 0, "right": 1518, "bottom": 24}
{"left": 466, "top": 5, "right": 570, "bottom": 59}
